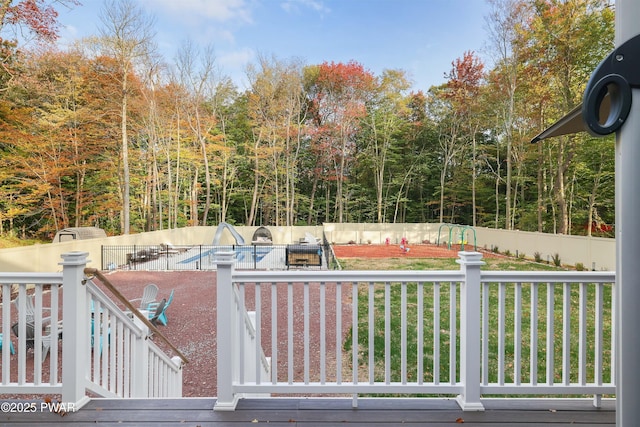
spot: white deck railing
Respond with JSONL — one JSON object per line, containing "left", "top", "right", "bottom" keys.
{"left": 0, "top": 252, "right": 183, "bottom": 408}
{"left": 215, "top": 251, "right": 616, "bottom": 411}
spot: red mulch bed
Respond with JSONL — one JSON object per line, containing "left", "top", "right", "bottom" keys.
{"left": 332, "top": 243, "right": 492, "bottom": 258}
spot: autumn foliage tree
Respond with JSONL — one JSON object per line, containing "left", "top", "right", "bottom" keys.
{"left": 305, "top": 60, "right": 374, "bottom": 223}
{"left": 0, "top": 0, "right": 620, "bottom": 239}
{"left": 432, "top": 51, "right": 484, "bottom": 223}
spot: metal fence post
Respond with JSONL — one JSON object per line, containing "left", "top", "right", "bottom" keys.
{"left": 60, "top": 251, "right": 91, "bottom": 409}
{"left": 456, "top": 251, "right": 485, "bottom": 411}
{"left": 214, "top": 251, "right": 238, "bottom": 411}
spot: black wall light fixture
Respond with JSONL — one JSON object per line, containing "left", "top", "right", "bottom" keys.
{"left": 531, "top": 33, "right": 640, "bottom": 143}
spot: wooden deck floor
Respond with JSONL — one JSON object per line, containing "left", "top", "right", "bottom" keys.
{"left": 1, "top": 397, "right": 615, "bottom": 426}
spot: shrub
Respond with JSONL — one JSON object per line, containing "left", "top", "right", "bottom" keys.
{"left": 534, "top": 252, "right": 542, "bottom": 263}
{"left": 492, "top": 246, "right": 499, "bottom": 253}
{"left": 575, "top": 262, "right": 585, "bottom": 271}
{"left": 552, "top": 253, "right": 562, "bottom": 267}
{"left": 504, "top": 249, "right": 512, "bottom": 257}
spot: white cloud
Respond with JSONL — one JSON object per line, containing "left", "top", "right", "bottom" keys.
{"left": 141, "top": 0, "right": 253, "bottom": 23}
{"left": 219, "top": 47, "right": 255, "bottom": 70}
{"left": 280, "top": 0, "right": 330, "bottom": 15}
{"left": 218, "top": 47, "right": 256, "bottom": 89}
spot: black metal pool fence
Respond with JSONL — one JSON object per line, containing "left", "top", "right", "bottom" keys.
{"left": 101, "top": 242, "right": 332, "bottom": 271}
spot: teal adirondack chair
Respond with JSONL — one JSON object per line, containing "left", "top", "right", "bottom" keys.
{"left": 147, "top": 289, "right": 173, "bottom": 326}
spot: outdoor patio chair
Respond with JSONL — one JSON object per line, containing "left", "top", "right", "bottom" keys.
{"left": 11, "top": 294, "right": 61, "bottom": 360}
{"left": 13, "top": 294, "right": 50, "bottom": 322}
{"left": 0, "top": 333, "right": 15, "bottom": 354}
{"left": 11, "top": 320, "right": 60, "bottom": 362}
{"left": 130, "top": 283, "right": 158, "bottom": 310}
{"left": 90, "top": 316, "right": 109, "bottom": 353}
{"left": 146, "top": 289, "right": 173, "bottom": 326}
{"left": 149, "top": 298, "right": 167, "bottom": 326}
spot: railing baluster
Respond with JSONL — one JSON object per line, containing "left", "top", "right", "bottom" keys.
{"left": 546, "top": 282, "right": 554, "bottom": 386}
{"left": 611, "top": 280, "right": 616, "bottom": 385}
{"left": 303, "top": 281, "right": 309, "bottom": 384}
{"left": 336, "top": 282, "right": 342, "bottom": 384}
{"left": 271, "top": 282, "right": 278, "bottom": 385}
{"left": 481, "top": 282, "right": 489, "bottom": 386}
{"left": 255, "top": 282, "right": 263, "bottom": 385}
{"left": 34, "top": 286, "right": 43, "bottom": 381}
{"left": 384, "top": 281, "right": 390, "bottom": 385}
{"left": 238, "top": 283, "right": 245, "bottom": 385}
{"left": 578, "top": 282, "right": 587, "bottom": 386}
{"left": 49, "top": 284, "right": 60, "bottom": 385}
{"left": 17, "top": 286, "right": 26, "bottom": 385}
{"left": 124, "top": 327, "right": 131, "bottom": 397}
{"left": 514, "top": 282, "right": 522, "bottom": 385}
{"left": 110, "top": 312, "right": 117, "bottom": 393}
{"left": 595, "top": 282, "right": 603, "bottom": 386}
{"left": 320, "top": 281, "right": 326, "bottom": 384}
{"left": 92, "top": 298, "right": 101, "bottom": 382}
{"left": 562, "top": 282, "right": 571, "bottom": 385}
{"left": 530, "top": 282, "right": 538, "bottom": 386}
{"left": 368, "top": 281, "right": 374, "bottom": 384}
{"left": 352, "top": 281, "right": 359, "bottom": 385}
{"left": 498, "top": 282, "right": 505, "bottom": 386}
{"left": 417, "top": 282, "right": 424, "bottom": 385}
{"left": 117, "top": 320, "right": 124, "bottom": 396}
{"left": 433, "top": 282, "right": 440, "bottom": 385}
{"left": 287, "top": 282, "right": 293, "bottom": 384}
{"left": 450, "top": 282, "right": 457, "bottom": 385}
{"left": 402, "top": 281, "right": 407, "bottom": 385}
{"left": 102, "top": 310, "right": 109, "bottom": 389}
{"left": 1, "top": 283, "right": 10, "bottom": 385}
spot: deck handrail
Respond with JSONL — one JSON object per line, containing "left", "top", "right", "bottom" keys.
{"left": 215, "top": 251, "right": 616, "bottom": 412}
{"left": 0, "top": 252, "right": 185, "bottom": 407}
{"left": 84, "top": 267, "right": 188, "bottom": 365}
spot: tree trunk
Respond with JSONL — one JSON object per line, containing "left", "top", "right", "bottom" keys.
{"left": 308, "top": 176, "right": 318, "bottom": 225}
{"left": 121, "top": 86, "right": 130, "bottom": 234}
{"left": 248, "top": 139, "right": 260, "bottom": 226}
{"left": 537, "top": 142, "right": 544, "bottom": 232}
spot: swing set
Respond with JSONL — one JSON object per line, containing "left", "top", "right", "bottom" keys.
{"left": 436, "top": 223, "right": 477, "bottom": 251}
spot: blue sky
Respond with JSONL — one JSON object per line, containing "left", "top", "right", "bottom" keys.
{"left": 56, "top": 0, "right": 492, "bottom": 92}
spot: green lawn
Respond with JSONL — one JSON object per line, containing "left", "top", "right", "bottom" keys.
{"left": 340, "top": 256, "right": 614, "bottom": 393}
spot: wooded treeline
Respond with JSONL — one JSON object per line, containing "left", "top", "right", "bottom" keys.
{"left": 0, "top": 0, "right": 615, "bottom": 239}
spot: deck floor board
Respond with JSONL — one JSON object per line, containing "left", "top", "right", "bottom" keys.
{"left": 0, "top": 398, "right": 616, "bottom": 425}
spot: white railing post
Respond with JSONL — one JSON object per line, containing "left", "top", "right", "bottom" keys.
{"left": 171, "top": 356, "right": 183, "bottom": 397}
{"left": 456, "top": 251, "right": 485, "bottom": 411}
{"left": 131, "top": 312, "right": 150, "bottom": 397}
{"left": 60, "top": 251, "right": 91, "bottom": 409}
{"left": 214, "top": 251, "right": 238, "bottom": 411}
